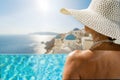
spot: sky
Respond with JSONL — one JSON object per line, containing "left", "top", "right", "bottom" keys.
{"left": 0, "top": 0, "right": 91, "bottom": 35}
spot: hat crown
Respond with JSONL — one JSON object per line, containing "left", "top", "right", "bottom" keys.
{"left": 89, "top": 0, "right": 120, "bottom": 22}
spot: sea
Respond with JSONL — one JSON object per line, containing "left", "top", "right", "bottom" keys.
{"left": 0, "top": 35, "right": 56, "bottom": 54}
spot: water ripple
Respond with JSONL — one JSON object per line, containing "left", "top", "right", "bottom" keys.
{"left": 0, "top": 54, "right": 67, "bottom": 80}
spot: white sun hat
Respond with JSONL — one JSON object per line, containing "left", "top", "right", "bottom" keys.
{"left": 60, "top": 0, "right": 120, "bottom": 44}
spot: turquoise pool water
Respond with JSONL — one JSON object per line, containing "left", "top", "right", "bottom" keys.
{"left": 0, "top": 54, "right": 67, "bottom": 80}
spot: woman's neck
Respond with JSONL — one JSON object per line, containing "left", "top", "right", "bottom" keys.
{"left": 90, "top": 33, "right": 120, "bottom": 51}
{"left": 91, "top": 33, "right": 109, "bottom": 42}
{"left": 90, "top": 42, "right": 120, "bottom": 51}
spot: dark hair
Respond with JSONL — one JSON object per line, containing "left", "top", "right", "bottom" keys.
{"left": 108, "top": 37, "right": 116, "bottom": 41}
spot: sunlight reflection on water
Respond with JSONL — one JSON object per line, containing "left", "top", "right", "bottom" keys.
{"left": 0, "top": 35, "right": 56, "bottom": 54}
{"left": 30, "top": 35, "right": 56, "bottom": 53}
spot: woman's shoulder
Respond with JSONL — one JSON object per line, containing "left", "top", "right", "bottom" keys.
{"left": 68, "top": 50, "right": 93, "bottom": 56}
{"left": 67, "top": 50, "right": 120, "bottom": 62}
{"left": 67, "top": 50, "right": 94, "bottom": 62}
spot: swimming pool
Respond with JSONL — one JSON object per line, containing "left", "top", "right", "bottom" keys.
{"left": 0, "top": 54, "right": 67, "bottom": 80}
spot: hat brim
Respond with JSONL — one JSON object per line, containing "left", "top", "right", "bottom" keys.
{"left": 61, "top": 8, "right": 120, "bottom": 43}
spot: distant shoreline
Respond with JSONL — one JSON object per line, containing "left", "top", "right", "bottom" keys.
{"left": 30, "top": 32, "right": 58, "bottom": 35}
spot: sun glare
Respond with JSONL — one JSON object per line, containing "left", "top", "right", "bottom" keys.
{"left": 36, "top": 0, "right": 50, "bottom": 12}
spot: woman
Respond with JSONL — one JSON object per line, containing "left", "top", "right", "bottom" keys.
{"left": 60, "top": 0, "right": 120, "bottom": 79}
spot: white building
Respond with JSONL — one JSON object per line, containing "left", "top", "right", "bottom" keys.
{"left": 81, "top": 36, "right": 93, "bottom": 50}
{"left": 52, "top": 34, "right": 63, "bottom": 53}
{"left": 49, "top": 29, "right": 92, "bottom": 53}
{"left": 64, "top": 34, "right": 79, "bottom": 46}
{"left": 54, "top": 34, "right": 63, "bottom": 46}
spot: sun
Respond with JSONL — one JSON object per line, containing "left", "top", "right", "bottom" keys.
{"left": 36, "top": 0, "right": 50, "bottom": 12}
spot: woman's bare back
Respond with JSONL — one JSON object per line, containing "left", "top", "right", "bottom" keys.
{"left": 63, "top": 50, "right": 120, "bottom": 79}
